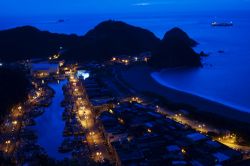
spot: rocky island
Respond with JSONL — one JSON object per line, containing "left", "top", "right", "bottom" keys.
{"left": 150, "top": 27, "right": 201, "bottom": 68}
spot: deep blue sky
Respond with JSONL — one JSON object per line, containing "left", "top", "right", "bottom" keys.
{"left": 0, "top": 0, "right": 250, "bottom": 16}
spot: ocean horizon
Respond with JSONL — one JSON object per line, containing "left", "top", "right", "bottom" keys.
{"left": 1, "top": 11, "right": 250, "bottom": 113}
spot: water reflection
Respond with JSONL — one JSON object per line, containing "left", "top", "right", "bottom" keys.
{"left": 33, "top": 80, "right": 70, "bottom": 160}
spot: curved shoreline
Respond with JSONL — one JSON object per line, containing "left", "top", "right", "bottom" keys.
{"left": 120, "top": 65, "right": 250, "bottom": 124}
{"left": 151, "top": 72, "right": 250, "bottom": 113}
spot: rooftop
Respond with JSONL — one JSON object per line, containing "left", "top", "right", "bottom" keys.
{"left": 31, "top": 62, "right": 59, "bottom": 71}
{"left": 213, "top": 152, "right": 230, "bottom": 163}
{"left": 187, "top": 133, "right": 207, "bottom": 142}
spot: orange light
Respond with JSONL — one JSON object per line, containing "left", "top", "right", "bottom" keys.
{"left": 79, "top": 110, "right": 84, "bottom": 116}
{"left": 59, "top": 61, "right": 64, "bottom": 67}
{"left": 12, "top": 121, "right": 18, "bottom": 125}
{"left": 109, "top": 109, "right": 114, "bottom": 114}
{"left": 96, "top": 152, "right": 102, "bottom": 156}
{"left": 5, "top": 140, "right": 11, "bottom": 144}
{"left": 118, "top": 118, "right": 124, "bottom": 124}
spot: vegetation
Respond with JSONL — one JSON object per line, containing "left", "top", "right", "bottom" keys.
{"left": 0, "top": 21, "right": 202, "bottom": 68}
{"left": 65, "top": 20, "right": 160, "bottom": 62}
{"left": 0, "top": 67, "right": 30, "bottom": 120}
{"left": 0, "top": 21, "right": 160, "bottom": 62}
{"left": 0, "top": 26, "right": 80, "bottom": 62}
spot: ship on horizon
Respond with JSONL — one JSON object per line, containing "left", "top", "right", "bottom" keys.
{"left": 211, "top": 21, "right": 233, "bottom": 27}
{"left": 57, "top": 19, "right": 65, "bottom": 23}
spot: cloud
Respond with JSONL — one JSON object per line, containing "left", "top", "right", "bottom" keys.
{"left": 132, "top": 2, "right": 151, "bottom": 6}
{"left": 132, "top": 1, "right": 175, "bottom": 7}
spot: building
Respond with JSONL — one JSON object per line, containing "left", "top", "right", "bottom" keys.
{"left": 31, "top": 62, "right": 59, "bottom": 78}
{"left": 76, "top": 70, "right": 90, "bottom": 80}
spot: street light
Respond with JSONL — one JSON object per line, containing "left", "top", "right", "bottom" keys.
{"left": 79, "top": 109, "right": 85, "bottom": 116}
{"left": 109, "top": 109, "right": 114, "bottom": 114}
{"left": 89, "top": 132, "right": 95, "bottom": 136}
{"left": 96, "top": 152, "right": 102, "bottom": 156}
{"left": 147, "top": 128, "right": 152, "bottom": 133}
{"left": 12, "top": 121, "right": 18, "bottom": 125}
{"left": 5, "top": 140, "right": 11, "bottom": 144}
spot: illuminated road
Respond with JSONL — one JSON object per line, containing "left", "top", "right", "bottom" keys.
{"left": 68, "top": 75, "right": 112, "bottom": 163}
{"left": 0, "top": 105, "right": 23, "bottom": 155}
{"left": 156, "top": 107, "right": 250, "bottom": 154}
{"left": 0, "top": 81, "right": 52, "bottom": 158}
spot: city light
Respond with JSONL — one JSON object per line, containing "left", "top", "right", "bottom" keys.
{"left": 118, "top": 118, "right": 124, "bottom": 124}
{"left": 147, "top": 128, "right": 152, "bottom": 133}
{"left": 79, "top": 109, "right": 84, "bottom": 116}
{"left": 5, "top": 140, "right": 11, "bottom": 144}
{"left": 181, "top": 148, "right": 186, "bottom": 154}
{"left": 96, "top": 151, "right": 102, "bottom": 156}
{"left": 109, "top": 109, "right": 114, "bottom": 114}
{"left": 59, "top": 61, "right": 64, "bottom": 67}
{"left": 89, "top": 132, "right": 95, "bottom": 136}
{"left": 12, "top": 121, "right": 18, "bottom": 125}
{"left": 76, "top": 70, "right": 90, "bottom": 80}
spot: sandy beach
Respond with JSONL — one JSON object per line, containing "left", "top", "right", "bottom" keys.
{"left": 120, "top": 64, "right": 250, "bottom": 124}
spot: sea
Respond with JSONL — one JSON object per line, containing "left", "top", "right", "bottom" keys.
{"left": 1, "top": 11, "right": 250, "bottom": 113}
{"left": 32, "top": 80, "right": 70, "bottom": 160}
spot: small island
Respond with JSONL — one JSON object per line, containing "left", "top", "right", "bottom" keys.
{"left": 150, "top": 27, "right": 201, "bottom": 68}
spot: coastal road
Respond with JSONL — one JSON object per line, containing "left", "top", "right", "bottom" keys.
{"left": 157, "top": 107, "right": 250, "bottom": 154}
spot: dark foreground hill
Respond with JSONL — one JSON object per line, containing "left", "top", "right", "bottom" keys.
{"left": 0, "top": 26, "right": 80, "bottom": 62}
{"left": 0, "top": 21, "right": 160, "bottom": 62}
{"left": 0, "top": 67, "right": 30, "bottom": 121}
{"left": 0, "top": 21, "right": 202, "bottom": 68}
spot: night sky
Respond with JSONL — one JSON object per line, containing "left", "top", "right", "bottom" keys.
{"left": 1, "top": 0, "right": 250, "bottom": 16}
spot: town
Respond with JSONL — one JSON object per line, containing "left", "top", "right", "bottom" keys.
{"left": 1, "top": 53, "right": 250, "bottom": 166}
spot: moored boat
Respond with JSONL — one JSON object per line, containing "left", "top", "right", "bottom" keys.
{"left": 211, "top": 21, "right": 233, "bottom": 26}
